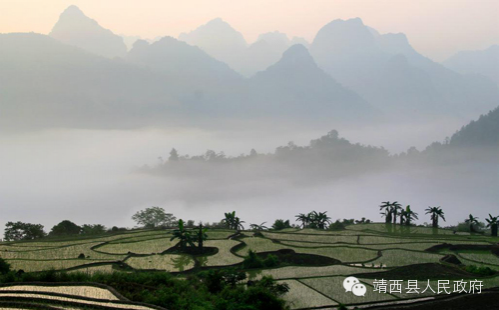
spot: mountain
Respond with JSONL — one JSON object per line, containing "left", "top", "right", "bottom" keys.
{"left": 310, "top": 18, "right": 499, "bottom": 119}
{"left": 249, "top": 44, "right": 374, "bottom": 118}
{"left": 49, "top": 5, "right": 127, "bottom": 58}
{"left": 241, "top": 31, "right": 292, "bottom": 76}
{"left": 443, "top": 45, "right": 499, "bottom": 85}
{"left": 120, "top": 34, "right": 143, "bottom": 51}
{"left": 126, "top": 37, "right": 242, "bottom": 84}
{"left": 256, "top": 31, "right": 291, "bottom": 54}
{"left": 0, "top": 33, "right": 176, "bottom": 129}
{"left": 178, "top": 18, "right": 247, "bottom": 71}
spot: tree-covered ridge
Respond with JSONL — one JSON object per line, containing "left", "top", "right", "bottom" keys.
{"left": 449, "top": 106, "right": 499, "bottom": 147}
{"left": 163, "top": 130, "right": 389, "bottom": 164}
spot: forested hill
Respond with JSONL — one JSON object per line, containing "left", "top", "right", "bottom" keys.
{"left": 449, "top": 106, "right": 499, "bottom": 148}
{"left": 140, "top": 130, "right": 391, "bottom": 182}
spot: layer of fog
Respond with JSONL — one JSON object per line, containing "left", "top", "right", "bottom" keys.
{"left": 1, "top": 116, "right": 496, "bottom": 236}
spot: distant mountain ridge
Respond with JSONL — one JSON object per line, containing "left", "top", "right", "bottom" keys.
{"left": 0, "top": 33, "right": 175, "bottom": 129}
{"left": 178, "top": 18, "right": 248, "bottom": 72}
{"left": 309, "top": 18, "right": 499, "bottom": 119}
{"left": 2, "top": 6, "right": 497, "bottom": 130}
{"left": 443, "top": 45, "right": 499, "bottom": 85}
{"left": 49, "top": 5, "right": 127, "bottom": 58}
{"left": 249, "top": 44, "right": 374, "bottom": 117}
{"left": 126, "top": 36, "right": 242, "bottom": 82}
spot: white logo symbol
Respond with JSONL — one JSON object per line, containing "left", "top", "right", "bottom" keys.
{"left": 343, "top": 277, "right": 366, "bottom": 297}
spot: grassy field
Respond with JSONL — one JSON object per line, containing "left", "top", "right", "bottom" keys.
{"left": 1, "top": 223, "right": 499, "bottom": 309}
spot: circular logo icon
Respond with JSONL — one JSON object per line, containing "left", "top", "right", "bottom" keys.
{"left": 343, "top": 276, "right": 360, "bottom": 292}
{"left": 352, "top": 283, "right": 367, "bottom": 297}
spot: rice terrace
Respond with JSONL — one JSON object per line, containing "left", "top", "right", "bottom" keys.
{"left": 1, "top": 207, "right": 499, "bottom": 310}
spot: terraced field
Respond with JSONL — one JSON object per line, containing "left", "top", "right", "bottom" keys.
{"left": 1, "top": 224, "right": 499, "bottom": 309}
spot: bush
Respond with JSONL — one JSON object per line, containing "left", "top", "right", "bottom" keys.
{"left": 243, "top": 250, "right": 280, "bottom": 269}
{"left": 263, "top": 254, "right": 280, "bottom": 268}
{"left": 0, "top": 258, "right": 10, "bottom": 275}
{"left": 243, "top": 250, "right": 264, "bottom": 269}
{"left": 272, "top": 219, "right": 292, "bottom": 230}
{"left": 328, "top": 220, "right": 345, "bottom": 231}
{"left": 0, "top": 268, "right": 288, "bottom": 310}
{"left": 464, "top": 265, "right": 496, "bottom": 276}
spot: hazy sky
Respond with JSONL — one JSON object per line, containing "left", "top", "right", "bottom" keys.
{"left": 1, "top": 0, "right": 497, "bottom": 61}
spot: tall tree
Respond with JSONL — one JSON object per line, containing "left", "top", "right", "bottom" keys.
{"left": 465, "top": 214, "right": 479, "bottom": 233}
{"left": 3, "top": 222, "right": 46, "bottom": 241}
{"left": 403, "top": 205, "right": 418, "bottom": 226}
{"left": 295, "top": 213, "right": 310, "bottom": 228}
{"left": 170, "top": 219, "right": 195, "bottom": 251}
{"left": 132, "top": 207, "right": 176, "bottom": 228}
{"left": 309, "top": 211, "right": 331, "bottom": 230}
{"left": 379, "top": 202, "right": 393, "bottom": 224}
{"left": 391, "top": 202, "right": 402, "bottom": 225}
{"left": 169, "top": 148, "right": 179, "bottom": 161}
{"left": 222, "top": 211, "right": 245, "bottom": 230}
{"left": 50, "top": 220, "right": 81, "bottom": 236}
{"left": 196, "top": 224, "right": 208, "bottom": 251}
{"left": 486, "top": 214, "right": 498, "bottom": 237}
{"left": 425, "top": 206, "right": 446, "bottom": 229}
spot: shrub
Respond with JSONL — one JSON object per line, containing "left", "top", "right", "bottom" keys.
{"left": 328, "top": 220, "right": 345, "bottom": 231}
{"left": 464, "top": 265, "right": 496, "bottom": 276}
{"left": 0, "top": 269, "right": 288, "bottom": 310}
{"left": 263, "top": 254, "right": 280, "bottom": 268}
{"left": 0, "top": 258, "right": 10, "bottom": 275}
{"left": 243, "top": 250, "right": 264, "bottom": 269}
{"left": 243, "top": 250, "right": 280, "bottom": 269}
{"left": 272, "top": 219, "right": 292, "bottom": 230}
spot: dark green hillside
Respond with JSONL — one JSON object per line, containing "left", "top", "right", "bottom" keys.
{"left": 449, "top": 106, "right": 499, "bottom": 147}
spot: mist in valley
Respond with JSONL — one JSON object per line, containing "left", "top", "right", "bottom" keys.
{"left": 1, "top": 117, "right": 497, "bottom": 234}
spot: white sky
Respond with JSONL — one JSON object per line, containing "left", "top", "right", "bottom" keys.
{"left": 0, "top": 0, "right": 498, "bottom": 61}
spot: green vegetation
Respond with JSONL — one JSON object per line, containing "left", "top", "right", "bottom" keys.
{"left": 425, "top": 206, "right": 446, "bottom": 229}
{"left": 170, "top": 219, "right": 195, "bottom": 251}
{"left": 271, "top": 219, "right": 292, "bottom": 230}
{"left": 243, "top": 250, "right": 280, "bottom": 269}
{"left": 463, "top": 265, "right": 496, "bottom": 276}
{"left": 222, "top": 211, "right": 245, "bottom": 230}
{"left": 0, "top": 270, "right": 289, "bottom": 310}
{"left": 0, "top": 258, "right": 10, "bottom": 274}
{"left": 486, "top": 214, "right": 499, "bottom": 236}
{"left": 1, "top": 207, "right": 499, "bottom": 309}
{"left": 3, "top": 221, "right": 46, "bottom": 241}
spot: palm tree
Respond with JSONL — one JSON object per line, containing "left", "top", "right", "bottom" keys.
{"left": 222, "top": 211, "right": 245, "bottom": 230}
{"left": 425, "top": 206, "right": 446, "bottom": 229}
{"left": 485, "top": 214, "right": 498, "bottom": 237}
{"left": 309, "top": 211, "right": 331, "bottom": 230}
{"left": 222, "top": 211, "right": 236, "bottom": 229}
{"left": 403, "top": 205, "right": 418, "bottom": 226}
{"left": 465, "top": 214, "right": 479, "bottom": 234}
{"left": 379, "top": 202, "right": 393, "bottom": 224}
{"left": 295, "top": 213, "right": 311, "bottom": 228}
{"left": 391, "top": 202, "right": 402, "bottom": 225}
{"left": 249, "top": 222, "right": 268, "bottom": 231}
{"left": 170, "top": 219, "right": 195, "bottom": 251}
{"left": 196, "top": 224, "right": 208, "bottom": 251}
{"left": 232, "top": 217, "right": 245, "bottom": 231}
